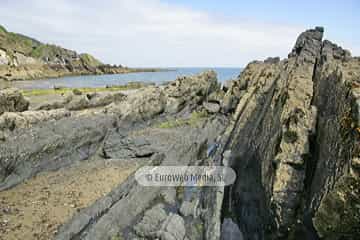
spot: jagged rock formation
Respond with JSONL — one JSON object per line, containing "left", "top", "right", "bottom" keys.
{"left": 0, "top": 70, "right": 221, "bottom": 188}
{"left": 220, "top": 27, "right": 360, "bottom": 239}
{"left": 0, "top": 27, "right": 359, "bottom": 240}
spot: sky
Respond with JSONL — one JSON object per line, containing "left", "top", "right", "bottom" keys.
{"left": 0, "top": 0, "right": 359, "bottom": 67}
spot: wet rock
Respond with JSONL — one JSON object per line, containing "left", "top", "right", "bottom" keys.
{"left": 0, "top": 88, "right": 29, "bottom": 115}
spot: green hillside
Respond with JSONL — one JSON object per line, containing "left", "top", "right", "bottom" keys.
{"left": 0, "top": 24, "right": 102, "bottom": 67}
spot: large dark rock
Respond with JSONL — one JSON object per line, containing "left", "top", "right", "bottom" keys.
{"left": 0, "top": 114, "right": 115, "bottom": 190}
{"left": 218, "top": 26, "right": 360, "bottom": 240}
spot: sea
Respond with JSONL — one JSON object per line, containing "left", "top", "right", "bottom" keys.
{"left": 10, "top": 67, "right": 242, "bottom": 89}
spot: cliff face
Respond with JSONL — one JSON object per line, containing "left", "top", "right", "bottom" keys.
{"left": 221, "top": 27, "right": 360, "bottom": 239}
{"left": 0, "top": 25, "right": 136, "bottom": 81}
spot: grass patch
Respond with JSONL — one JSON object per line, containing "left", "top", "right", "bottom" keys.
{"left": 156, "top": 110, "right": 208, "bottom": 129}
{"left": 110, "top": 234, "right": 124, "bottom": 240}
{"left": 0, "top": 25, "right": 7, "bottom": 33}
{"left": 80, "top": 53, "right": 102, "bottom": 67}
{"left": 21, "top": 84, "right": 144, "bottom": 97}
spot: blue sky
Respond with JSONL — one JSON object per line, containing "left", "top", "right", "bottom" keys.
{"left": 164, "top": 0, "right": 359, "bottom": 44}
{"left": 0, "top": 0, "right": 359, "bottom": 67}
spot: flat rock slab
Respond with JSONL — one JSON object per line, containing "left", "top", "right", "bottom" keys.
{"left": 0, "top": 114, "right": 115, "bottom": 190}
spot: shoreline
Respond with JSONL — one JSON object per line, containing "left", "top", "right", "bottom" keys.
{"left": 0, "top": 65, "right": 173, "bottom": 82}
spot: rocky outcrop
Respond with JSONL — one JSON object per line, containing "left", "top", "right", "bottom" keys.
{"left": 35, "top": 91, "right": 127, "bottom": 111}
{"left": 0, "top": 114, "right": 115, "bottom": 190}
{"left": 0, "top": 88, "right": 29, "bottom": 115}
{"left": 0, "top": 108, "right": 70, "bottom": 131}
{"left": 106, "top": 86, "right": 167, "bottom": 121}
{"left": 219, "top": 26, "right": 360, "bottom": 239}
{"left": 307, "top": 39, "right": 360, "bottom": 239}
{"left": 106, "top": 71, "right": 220, "bottom": 121}
{"left": 164, "top": 70, "right": 219, "bottom": 113}
{"left": 0, "top": 49, "right": 9, "bottom": 65}
{"left": 54, "top": 116, "right": 227, "bottom": 240}
{"left": 0, "top": 26, "right": 359, "bottom": 240}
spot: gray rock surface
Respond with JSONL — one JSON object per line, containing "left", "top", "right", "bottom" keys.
{"left": 164, "top": 70, "right": 219, "bottom": 113}
{"left": 219, "top": 26, "right": 360, "bottom": 239}
{"left": 203, "top": 102, "right": 221, "bottom": 113}
{"left": 0, "top": 88, "right": 29, "bottom": 115}
{"left": 106, "top": 86, "right": 167, "bottom": 121}
{"left": 159, "top": 213, "right": 186, "bottom": 240}
{"left": 134, "top": 204, "right": 168, "bottom": 238}
{"left": 179, "top": 200, "right": 198, "bottom": 217}
{"left": 221, "top": 218, "right": 244, "bottom": 240}
{"left": 54, "top": 115, "right": 228, "bottom": 240}
{"left": 36, "top": 91, "right": 127, "bottom": 111}
{"left": 0, "top": 109, "right": 70, "bottom": 130}
{"left": 160, "top": 188, "right": 177, "bottom": 205}
{"left": 0, "top": 114, "right": 114, "bottom": 190}
{"left": 102, "top": 130, "right": 157, "bottom": 159}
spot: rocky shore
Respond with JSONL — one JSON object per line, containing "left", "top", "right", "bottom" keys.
{"left": 0, "top": 25, "right": 164, "bottom": 81}
{"left": 0, "top": 27, "right": 359, "bottom": 240}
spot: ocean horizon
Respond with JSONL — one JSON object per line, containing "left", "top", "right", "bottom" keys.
{"left": 11, "top": 67, "right": 242, "bottom": 89}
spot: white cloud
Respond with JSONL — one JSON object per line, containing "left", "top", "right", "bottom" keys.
{"left": 0, "top": 0, "right": 306, "bottom": 67}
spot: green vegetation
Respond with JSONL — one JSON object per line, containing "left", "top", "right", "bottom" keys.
{"left": 156, "top": 110, "right": 208, "bottom": 129}
{"left": 0, "top": 25, "right": 102, "bottom": 68}
{"left": 0, "top": 25, "right": 7, "bottom": 33}
{"left": 80, "top": 53, "right": 102, "bottom": 67}
{"left": 110, "top": 234, "right": 124, "bottom": 240}
{"left": 21, "top": 84, "right": 143, "bottom": 97}
{"left": 0, "top": 27, "right": 40, "bottom": 56}
{"left": 30, "top": 44, "right": 52, "bottom": 58}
